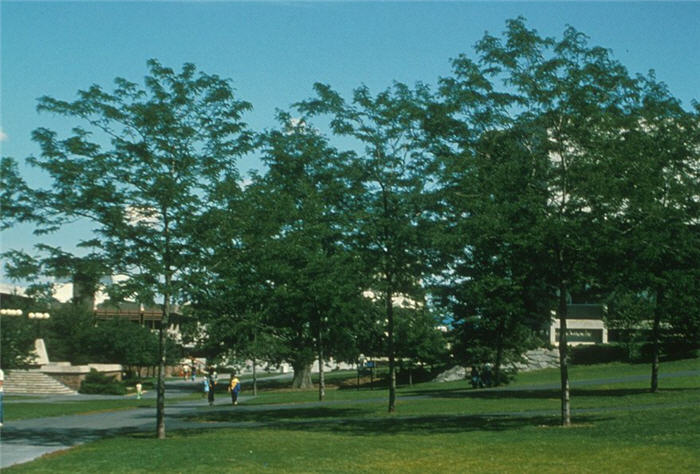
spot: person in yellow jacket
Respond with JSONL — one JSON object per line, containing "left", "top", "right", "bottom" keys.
{"left": 228, "top": 373, "right": 241, "bottom": 405}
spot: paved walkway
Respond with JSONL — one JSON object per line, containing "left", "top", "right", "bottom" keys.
{"left": 1, "top": 371, "right": 697, "bottom": 469}
{"left": 0, "top": 379, "right": 258, "bottom": 469}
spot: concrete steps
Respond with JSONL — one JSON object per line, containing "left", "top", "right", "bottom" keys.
{"left": 4, "top": 369, "right": 77, "bottom": 395}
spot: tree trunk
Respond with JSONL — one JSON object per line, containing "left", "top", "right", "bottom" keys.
{"left": 318, "top": 351, "right": 325, "bottom": 401}
{"left": 252, "top": 355, "right": 258, "bottom": 397}
{"left": 291, "top": 360, "right": 313, "bottom": 389}
{"left": 494, "top": 334, "right": 504, "bottom": 388}
{"left": 494, "top": 318, "right": 505, "bottom": 387}
{"left": 156, "top": 291, "right": 169, "bottom": 439}
{"left": 318, "top": 324, "right": 325, "bottom": 401}
{"left": 557, "top": 282, "right": 571, "bottom": 427}
{"left": 157, "top": 211, "right": 172, "bottom": 440}
{"left": 650, "top": 288, "right": 663, "bottom": 393}
{"left": 387, "top": 284, "right": 396, "bottom": 413}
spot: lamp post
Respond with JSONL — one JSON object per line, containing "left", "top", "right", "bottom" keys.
{"left": 28, "top": 312, "right": 50, "bottom": 339}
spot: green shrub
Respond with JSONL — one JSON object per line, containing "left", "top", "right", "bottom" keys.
{"left": 570, "top": 344, "right": 629, "bottom": 365}
{"left": 639, "top": 339, "right": 699, "bottom": 362}
{"left": 570, "top": 340, "right": 699, "bottom": 365}
{"left": 79, "top": 369, "right": 126, "bottom": 395}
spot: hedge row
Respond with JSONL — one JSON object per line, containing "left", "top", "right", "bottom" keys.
{"left": 570, "top": 339, "right": 698, "bottom": 365}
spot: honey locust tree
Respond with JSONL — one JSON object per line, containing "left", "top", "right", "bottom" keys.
{"left": 243, "top": 115, "right": 367, "bottom": 396}
{"left": 604, "top": 81, "right": 700, "bottom": 391}
{"left": 13, "top": 60, "right": 252, "bottom": 438}
{"left": 298, "top": 82, "right": 435, "bottom": 412}
{"left": 433, "top": 18, "right": 647, "bottom": 425}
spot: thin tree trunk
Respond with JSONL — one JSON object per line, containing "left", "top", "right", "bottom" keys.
{"left": 252, "top": 355, "right": 258, "bottom": 397}
{"left": 318, "top": 351, "right": 325, "bottom": 401}
{"left": 387, "top": 284, "right": 396, "bottom": 413}
{"left": 318, "top": 320, "right": 325, "bottom": 401}
{"left": 494, "top": 318, "right": 505, "bottom": 387}
{"left": 156, "top": 290, "right": 169, "bottom": 439}
{"left": 650, "top": 288, "right": 663, "bottom": 393}
{"left": 495, "top": 334, "right": 504, "bottom": 388}
{"left": 557, "top": 281, "right": 571, "bottom": 426}
{"left": 157, "top": 209, "right": 172, "bottom": 440}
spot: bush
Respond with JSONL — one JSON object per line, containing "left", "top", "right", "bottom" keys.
{"left": 570, "top": 344, "right": 630, "bottom": 365}
{"left": 79, "top": 369, "right": 126, "bottom": 395}
{"left": 570, "top": 340, "right": 699, "bottom": 365}
{"left": 639, "top": 339, "right": 699, "bottom": 362}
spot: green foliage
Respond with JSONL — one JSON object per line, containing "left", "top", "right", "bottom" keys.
{"left": 79, "top": 369, "right": 126, "bottom": 395}
{"left": 569, "top": 344, "right": 631, "bottom": 365}
{"left": 2, "top": 18, "right": 698, "bottom": 424}
{"left": 394, "top": 308, "right": 450, "bottom": 368}
{"left": 570, "top": 340, "right": 699, "bottom": 365}
{"left": 298, "top": 81, "right": 437, "bottom": 409}
{"left": 0, "top": 157, "right": 38, "bottom": 229}
{"left": 6, "top": 59, "right": 254, "bottom": 436}
{"left": 0, "top": 314, "right": 37, "bottom": 370}
{"left": 42, "top": 304, "right": 96, "bottom": 365}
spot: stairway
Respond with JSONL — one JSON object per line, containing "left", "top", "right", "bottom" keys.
{"left": 4, "top": 369, "right": 77, "bottom": 395}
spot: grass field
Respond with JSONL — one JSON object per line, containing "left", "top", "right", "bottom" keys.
{"left": 4, "top": 358, "right": 699, "bottom": 473}
{"left": 3, "top": 391, "right": 201, "bottom": 421}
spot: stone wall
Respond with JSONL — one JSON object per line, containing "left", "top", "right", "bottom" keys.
{"left": 507, "top": 348, "right": 559, "bottom": 372}
{"left": 433, "top": 348, "right": 560, "bottom": 383}
{"left": 41, "top": 363, "right": 123, "bottom": 391}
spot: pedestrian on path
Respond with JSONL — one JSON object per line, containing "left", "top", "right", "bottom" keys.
{"left": 202, "top": 377, "right": 209, "bottom": 398}
{"left": 228, "top": 373, "right": 241, "bottom": 405}
{"left": 207, "top": 371, "right": 216, "bottom": 407}
{"left": 0, "top": 367, "right": 4, "bottom": 427}
{"left": 136, "top": 381, "right": 143, "bottom": 400}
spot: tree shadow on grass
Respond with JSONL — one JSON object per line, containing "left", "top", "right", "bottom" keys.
{"left": 0, "top": 426, "right": 141, "bottom": 447}
{"left": 173, "top": 403, "right": 609, "bottom": 437}
{"left": 180, "top": 405, "right": 373, "bottom": 424}
{"left": 260, "top": 413, "right": 608, "bottom": 436}
{"left": 402, "top": 386, "right": 697, "bottom": 400}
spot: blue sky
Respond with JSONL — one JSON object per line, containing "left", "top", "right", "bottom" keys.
{"left": 1, "top": 1, "right": 699, "bottom": 283}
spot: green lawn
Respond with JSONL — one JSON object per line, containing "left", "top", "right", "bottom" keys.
{"left": 5, "top": 358, "right": 699, "bottom": 473}
{"left": 4, "top": 392, "right": 202, "bottom": 421}
{"left": 6, "top": 397, "right": 699, "bottom": 473}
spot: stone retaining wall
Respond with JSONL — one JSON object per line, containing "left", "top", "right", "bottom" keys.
{"left": 41, "top": 363, "right": 123, "bottom": 390}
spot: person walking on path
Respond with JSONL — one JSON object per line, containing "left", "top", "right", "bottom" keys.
{"left": 135, "top": 381, "right": 143, "bottom": 400}
{"left": 202, "top": 377, "right": 209, "bottom": 399}
{"left": 228, "top": 373, "right": 241, "bottom": 405}
{"left": 470, "top": 366, "right": 481, "bottom": 389}
{"left": 0, "top": 367, "right": 4, "bottom": 427}
{"left": 207, "top": 372, "right": 216, "bottom": 407}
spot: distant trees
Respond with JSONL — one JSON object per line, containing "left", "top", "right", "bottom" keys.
{"left": 0, "top": 313, "right": 37, "bottom": 370}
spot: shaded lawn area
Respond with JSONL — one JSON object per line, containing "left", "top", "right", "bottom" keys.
{"left": 3, "top": 393, "right": 202, "bottom": 421}
{"left": 4, "top": 399, "right": 158, "bottom": 421}
{"left": 6, "top": 402, "right": 699, "bottom": 473}
{"left": 185, "top": 377, "right": 699, "bottom": 424}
